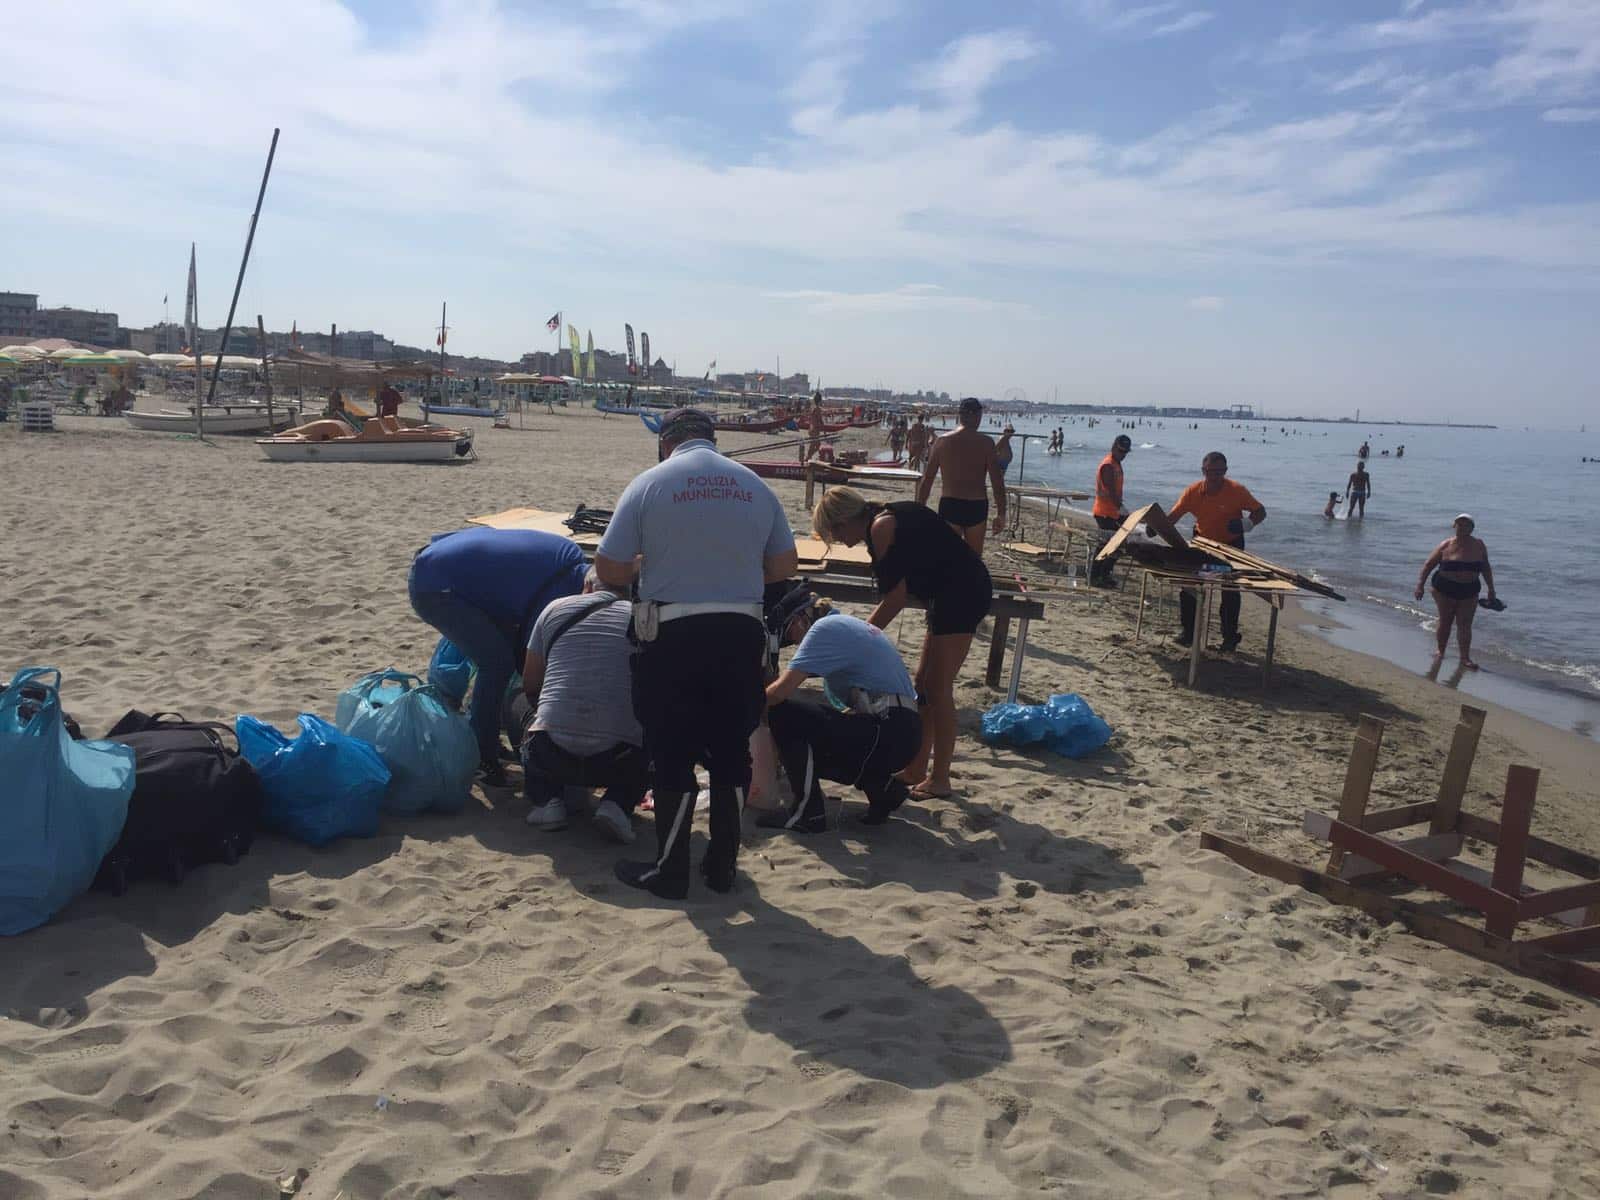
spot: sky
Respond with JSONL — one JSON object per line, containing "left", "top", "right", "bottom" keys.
{"left": 2, "top": 0, "right": 1598, "bottom": 425}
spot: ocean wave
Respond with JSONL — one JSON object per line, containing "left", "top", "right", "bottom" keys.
{"left": 1138, "top": 442, "right": 1158, "bottom": 449}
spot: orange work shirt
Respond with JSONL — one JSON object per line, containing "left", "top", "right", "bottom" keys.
{"left": 1093, "top": 454, "right": 1123, "bottom": 518}
{"left": 1169, "top": 478, "right": 1262, "bottom": 541}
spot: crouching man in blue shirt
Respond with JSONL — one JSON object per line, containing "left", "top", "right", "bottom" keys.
{"left": 408, "top": 528, "right": 586, "bottom": 784}
{"left": 757, "top": 583, "right": 923, "bottom": 833}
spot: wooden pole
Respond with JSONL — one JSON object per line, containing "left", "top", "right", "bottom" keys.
{"left": 1487, "top": 765, "right": 1540, "bottom": 938}
{"left": 204, "top": 128, "right": 280, "bottom": 411}
{"left": 256, "top": 315, "right": 273, "bottom": 432}
{"left": 331, "top": 323, "right": 338, "bottom": 413}
{"left": 1326, "top": 715, "right": 1386, "bottom": 876}
{"left": 1431, "top": 705, "right": 1487, "bottom": 835}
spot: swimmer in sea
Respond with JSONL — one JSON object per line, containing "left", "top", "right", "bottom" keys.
{"left": 1324, "top": 491, "right": 1341, "bottom": 518}
{"left": 1346, "top": 461, "right": 1372, "bottom": 519}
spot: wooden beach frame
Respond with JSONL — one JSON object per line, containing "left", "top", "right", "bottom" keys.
{"left": 1202, "top": 704, "right": 1600, "bottom": 998}
{"left": 1096, "top": 503, "right": 1345, "bottom": 687}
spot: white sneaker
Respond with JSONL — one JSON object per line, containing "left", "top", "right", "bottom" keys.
{"left": 525, "top": 799, "right": 569, "bottom": 830}
{"left": 592, "top": 798, "right": 635, "bottom": 845}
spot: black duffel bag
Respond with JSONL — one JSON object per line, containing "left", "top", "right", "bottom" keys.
{"left": 97, "top": 711, "right": 266, "bottom": 895}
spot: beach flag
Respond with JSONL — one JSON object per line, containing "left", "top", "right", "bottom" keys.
{"left": 184, "top": 244, "right": 198, "bottom": 355}
{"left": 584, "top": 330, "right": 595, "bottom": 380}
{"left": 546, "top": 311, "right": 561, "bottom": 332}
{"left": 436, "top": 328, "right": 447, "bottom": 347}
{"left": 704, "top": 358, "right": 716, "bottom": 380}
{"left": 291, "top": 320, "right": 298, "bottom": 347}
{"left": 641, "top": 332, "right": 651, "bottom": 380}
{"left": 625, "top": 324, "right": 636, "bottom": 375}
{"left": 568, "top": 324, "right": 582, "bottom": 377}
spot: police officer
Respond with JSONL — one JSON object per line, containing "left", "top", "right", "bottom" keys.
{"left": 595, "top": 408, "right": 798, "bottom": 898}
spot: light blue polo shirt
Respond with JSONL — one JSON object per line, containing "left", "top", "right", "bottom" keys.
{"left": 789, "top": 613, "right": 915, "bottom": 699}
{"left": 598, "top": 440, "right": 794, "bottom": 604}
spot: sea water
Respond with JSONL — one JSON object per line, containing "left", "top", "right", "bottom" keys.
{"left": 995, "top": 416, "right": 1600, "bottom": 741}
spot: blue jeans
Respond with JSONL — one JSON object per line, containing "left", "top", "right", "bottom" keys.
{"left": 408, "top": 574, "right": 518, "bottom": 764}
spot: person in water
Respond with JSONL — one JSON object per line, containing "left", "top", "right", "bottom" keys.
{"left": 1358, "top": 440, "right": 1370, "bottom": 459}
{"left": 917, "top": 397, "right": 1007, "bottom": 553}
{"left": 1346, "top": 461, "right": 1372, "bottom": 519}
{"left": 813, "top": 486, "right": 992, "bottom": 801}
{"left": 1414, "top": 514, "right": 1497, "bottom": 671}
{"left": 1324, "top": 491, "right": 1341, "bottom": 518}
{"left": 994, "top": 424, "right": 1015, "bottom": 476}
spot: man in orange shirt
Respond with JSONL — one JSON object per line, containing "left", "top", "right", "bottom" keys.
{"left": 1166, "top": 451, "right": 1267, "bottom": 651}
{"left": 1089, "top": 434, "right": 1132, "bottom": 586}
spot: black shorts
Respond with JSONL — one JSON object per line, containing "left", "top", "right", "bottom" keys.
{"left": 938, "top": 496, "right": 989, "bottom": 529}
{"left": 1431, "top": 571, "right": 1480, "bottom": 601}
{"left": 924, "top": 561, "right": 993, "bottom": 636}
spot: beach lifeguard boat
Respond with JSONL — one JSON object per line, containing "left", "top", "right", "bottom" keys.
{"left": 256, "top": 416, "right": 475, "bottom": 463}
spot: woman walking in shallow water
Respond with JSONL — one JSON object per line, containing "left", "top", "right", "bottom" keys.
{"left": 1415, "top": 514, "right": 1497, "bottom": 670}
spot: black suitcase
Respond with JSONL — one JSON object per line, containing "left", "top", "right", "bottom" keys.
{"left": 97, "top": 712, "right": 266, "bottom": 895}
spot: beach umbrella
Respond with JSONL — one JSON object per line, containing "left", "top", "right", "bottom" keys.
{"left": 48, "top": 346, "right": 87, "bottom": 360}
{"left": 62, "top": 352, "right": 124, "bottom": 365}
{"left": 1, "top": 344, "right": 43, "bottom": 359}
{"left": 146, "top": 353, "right": 190, "bottom": 365}
{"left": 108, "top": 348, "right": 149, "bottom": 361}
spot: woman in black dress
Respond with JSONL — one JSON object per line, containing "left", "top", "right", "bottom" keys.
{"left": 813, "top": 487, "right": 992, "bottom": 799}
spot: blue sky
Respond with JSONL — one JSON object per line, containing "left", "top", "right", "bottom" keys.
{"left": 3, "top": 0, "right": 1598, "bottom": 424}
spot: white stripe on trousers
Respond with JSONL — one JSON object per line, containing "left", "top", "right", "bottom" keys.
{"left": 638, "top": 792, "right": 691, "bottom": 882}
{"left": 785, "top": 749, "right": 816, "bottom": 829}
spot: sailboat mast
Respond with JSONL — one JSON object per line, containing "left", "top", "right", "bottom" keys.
{"left": 439, "top": 301, "right": 447, "bottom": 401}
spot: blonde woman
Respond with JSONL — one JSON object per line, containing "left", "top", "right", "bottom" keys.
{"left": 813, "top": 487, "right": 991, "bottom": 799}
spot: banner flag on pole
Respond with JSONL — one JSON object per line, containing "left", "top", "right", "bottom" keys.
{"left": 641, "top": 332, "right": 651, "bottom": 381}
{"left": 184, "top": 243, "right": 198, "bottom": 353}
{"left": 568, "top": 325, "right": 582, "bottom": 377}
{"left": 584, "top": 330, "right": 596, "bottom": 380}
{"left": 704, "top": 358, "right": 716, "bottom": 380}
{"left": 546, "top": 311, "right": 562, "bottom": 332}
{"left": 624, "top": 324, "right": 636, "bottom": 375}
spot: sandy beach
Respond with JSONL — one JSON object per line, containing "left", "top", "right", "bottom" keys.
{"left": 3, "top": 409, "right": 1598, "bottom": 1199}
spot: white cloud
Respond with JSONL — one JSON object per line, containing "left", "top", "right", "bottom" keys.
{"left": 766, "top": 284, "right": 1028, "bottom": 316}
{"left": 1187, "top": 295, "right": 1225, "bottom": 310}
{"left": 1071, "top": 1, "right": 1214, "bottom": 38}
{"left": 913, "top": 30, "right": 1045, "bottom": 105}
{"left": 1543, "top": 105, "right": 1600, "bottom": 121}
{"left": 1152, "top": 11, "right": 1215, "bottom": 38}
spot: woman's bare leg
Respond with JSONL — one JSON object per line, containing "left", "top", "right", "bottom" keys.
{"left": 1431, "top": 591, "right": 1457, "bottom": 660}
{"left": 1457, "top": 601, "right": 1479, "bottom": 668}
{"left": 908, "top": 633, "right": 974, "bottom": 798}
{"left": 897, "top": 629, "right": 934, "bottom": 788}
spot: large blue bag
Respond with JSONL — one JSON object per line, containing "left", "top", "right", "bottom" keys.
{"left": 980, "top": 693, "right": 1113, "bottom": 759}
{"left": 335, "top": 670, "right": 476, "bottom": 815}
{"left": 427, "top": 637, "right": 473, "bottom": 711}
{"left": 0, "top": 668, "right": 135, "bottom": 934}
{"left": 235, "top": 713, "right": 389, "bottom": 846}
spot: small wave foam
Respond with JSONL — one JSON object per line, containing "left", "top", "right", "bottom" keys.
{"left": 1139, "top": 442, "right": 1158, "bottom": 449}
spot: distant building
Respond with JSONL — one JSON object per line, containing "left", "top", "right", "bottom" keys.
{"left": 0, "top": 291, "right": 39, "bottom": 339}
{"left": 34, "top": 305, "right": 119, "bottom": 346}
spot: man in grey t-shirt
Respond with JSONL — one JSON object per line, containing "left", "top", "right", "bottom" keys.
{"left": 517, "top": 569, "right": 646, "bottom": 845}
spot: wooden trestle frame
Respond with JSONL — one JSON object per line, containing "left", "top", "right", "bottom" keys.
{"left": 1202, "top": 704, "right": 1600, "bottom": 998}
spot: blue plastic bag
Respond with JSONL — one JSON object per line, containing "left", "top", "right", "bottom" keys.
{"left": 335, "top": 670, "right": 476, "bottom": 815}
{"left": 427, "top": 637, "right": 474, "bottom": 711}
{"left": 0, "top": 668, "right": 135, "bottom": 934}
{"left": 980, "top": 693, "right": 1113, "bottom": 759}
{"left": 235, "top": 713, "right": 389, "bottom": 846}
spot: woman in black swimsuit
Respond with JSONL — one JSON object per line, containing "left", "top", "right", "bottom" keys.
{"left": 1414, "top": 514, "right": 1497, "bottom": 670}
{"left": 814, "top": 487, "right": 992, "bottom": 800}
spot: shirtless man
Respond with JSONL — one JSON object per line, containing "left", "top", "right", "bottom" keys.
{"left": 916, "top": 397, "right": 1006, "bottom": 553}
{"left": 1346, "top": 461, "right": 1372, "bottom": 519}
{"left": 905, "top": 415, "right": 929, "bottom": 471}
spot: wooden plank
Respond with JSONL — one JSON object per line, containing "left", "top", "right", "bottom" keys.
{"left": 1190, "top": 536, "right": 1345, "bottom": 601}
{"left": 985, "top": 615, "right": 1010, "bottom": 689}
{"left": 1200, "top": 832, "right": 1600, "bottom": 1000}
{"left": 469, "top": 506, "right": 601, "bottom": 546}
{"left": 1326, "top": 716, "right": 1385, "bottom": 875}
{"left": 1457, "top": 812, "right": 1600, "bottom": 879}
{"left": 1431, "top": 705, "right": 1487, "bottom": 835}
{"left": 794, "top": 536, "right": 870, "bottom": 565}
{"left": 1096, "top": 502, "right": 1185, "bottom": 562}
{"left": 1326, "top": 819, "right": 1519, "bottom": 920}
{"left": 1519, "top": 925, "right": 1600, "bottom": 955}
{"left": 1004, "top": 542, "right": 1059, "bottom": 558}
{"left": 805, "top": 576, "right": 1043, "bottom": 621}
{"left": 1516, "top": 879, "right": 1600, "bottom": 923}
{"left": 1362, "top": 800, "right": 1437, "bottom": 833}
{"left": 1443, "top": 860, "right": 1593, "bottom": 928}
{"left": 1488, "top": 765, "right": 1540, "bottom": 937}
{"left": 1303, "top": 812, "right": 1462, "bottom": 879}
